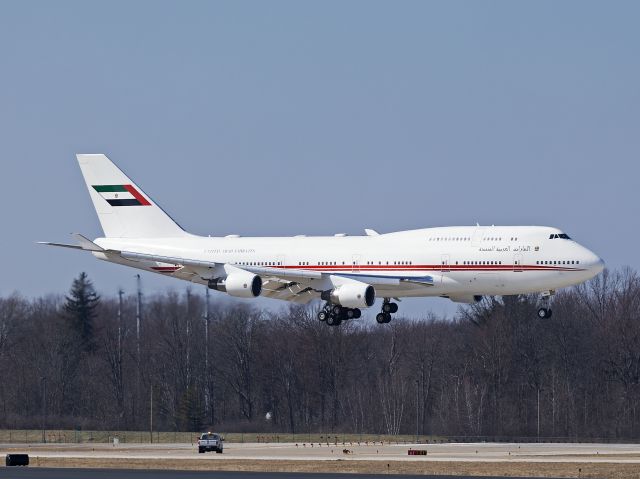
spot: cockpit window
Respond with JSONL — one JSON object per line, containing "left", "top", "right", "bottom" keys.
{"left": 549, "top": 233, "right": 571, "bottom": 240}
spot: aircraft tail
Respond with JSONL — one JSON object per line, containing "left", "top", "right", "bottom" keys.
{"left": 77, "top": 154, "right": 188, "bottom": 238}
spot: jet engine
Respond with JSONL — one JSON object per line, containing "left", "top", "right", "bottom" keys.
{"left": 322, "top": 283, "right": 375, "bottom": 308}
{"left": 208, "top": 271, "right": 262, "bottom": 298}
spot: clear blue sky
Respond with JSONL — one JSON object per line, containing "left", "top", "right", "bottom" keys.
{"left": 1, "top": 1, "right": 638, "bottom": 317}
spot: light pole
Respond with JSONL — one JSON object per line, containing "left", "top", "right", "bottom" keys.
{"left": 537, "top": 388, "right": 540, "bottom": 442}
{"left": 149, "top": 385, "right": 153, "bottom": 444}
{"left": 136, "top": 275, "right": 142, "bottom": 366}
{"left": 135, "top": 274, "right": 142, "bottom": 418}
{"left": 41, "top": 376, "right": 47, "bottom": 443}
{"left": 203, "top": 287, "right": 211, "bottom": 423}
{"left": 186, "top": 288, "right": 191, "bottom": 385}
{"left": 415, "top": 379, "right": 419, "bottom": 444}
{"left": 117, "top": 289, "right": 124, "bottom": 359}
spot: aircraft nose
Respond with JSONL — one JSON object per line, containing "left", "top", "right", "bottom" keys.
{"left": 584, "top": 250, "right": 604, "bottom": 278}
{"left": 592, "top": 257, "right": 605, "bottom": 275}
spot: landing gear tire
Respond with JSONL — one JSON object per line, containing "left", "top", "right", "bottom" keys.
{"left": 327, "top": 314, "right": 342, "bottom": 326}
{"left": 345, "top": 308, "right": 355, "bottom": 320}
{"left": 318, "top": 311, "right": 328, "bottom": 321}
{"left": 353, "top": 308, "right": 362, "bottom": 319}
{"left": 537, "top": 308, "right": 552, "bottom": 319}
{"left": 332, "top": 305, "right": 343, "bottom": 316}
{"left": 376, "top": 312, "right": 391, "bottom": 324}
{"left": 382, "top": 302, "right": 398, "bottom": 314}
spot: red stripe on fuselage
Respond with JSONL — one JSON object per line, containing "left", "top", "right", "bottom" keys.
{"left": 267, "top": 264, "right": 581, "bottom": 272}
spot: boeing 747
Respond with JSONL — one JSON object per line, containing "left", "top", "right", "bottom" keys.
{"left": 42, "top": 154, "right": 605, "bottom": 324}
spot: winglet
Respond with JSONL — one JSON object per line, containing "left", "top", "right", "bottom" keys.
{"left": 364, "top": 228, "right": 380, "bottom": 236}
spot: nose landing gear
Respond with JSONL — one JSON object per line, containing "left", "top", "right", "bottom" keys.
{"left": 536, "top": 291, "right": 554, "bottom": 319}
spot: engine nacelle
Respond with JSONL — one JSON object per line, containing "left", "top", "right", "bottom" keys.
{"left": 448, "top": 294, "right": 483, "bottom": 304}
{"left": 322, "top": 283, "right": 375, "bottom": 308}
{"left": 208, "top": 271, "right": 262, "bottom": 298}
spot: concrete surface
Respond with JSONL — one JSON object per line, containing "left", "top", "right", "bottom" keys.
{"left": 2, "top": 441, "right": 639, "bottom": 464}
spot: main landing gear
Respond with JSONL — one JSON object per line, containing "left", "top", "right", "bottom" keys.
{"left": 536, "top": 291, "right": 554, "bottom": 319}
{"left": 317, "top": 303, "right": 361, "bottom": 326}
{"left": 376, "top": 298, "right": 398, "bottom": 324}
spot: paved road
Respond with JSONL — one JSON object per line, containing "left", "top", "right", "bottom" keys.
{"left": 8, "top": 441, "right": 640, "bottom": 463}
{"left": 0, "top": 468, "right": 557, "bottom": 479}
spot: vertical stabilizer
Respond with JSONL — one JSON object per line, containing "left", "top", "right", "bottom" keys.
{"left": 77, "top": 154, "right": 188, "bottom": 238}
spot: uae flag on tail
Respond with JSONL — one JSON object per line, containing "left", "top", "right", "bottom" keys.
{"left": 93, "top": 185, "right": 151, "bottom": 206}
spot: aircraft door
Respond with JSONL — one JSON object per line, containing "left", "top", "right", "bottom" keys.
{"left": 441, "top": 254, "right": 450, "bottom": 272}
{"left": 352, "top": 254, "right": 361, "bottom": 273}
{"left": 472, "top": 227, "right": 485, "bottom": 247}
{"left": 276, "top": 255, "right": 286, "bottom": 276}
{"left": 513, "top": 253, "right": 523, "bottom": 272}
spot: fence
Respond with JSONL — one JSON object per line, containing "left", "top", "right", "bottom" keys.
{"left": 0, "top": 429, "right": 638, "bottom": 444}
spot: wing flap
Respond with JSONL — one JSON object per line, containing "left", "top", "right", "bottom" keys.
{"left": 262, "top": 280, "right": 318, "bottom": 303}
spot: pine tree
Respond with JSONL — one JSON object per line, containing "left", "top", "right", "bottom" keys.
{"left": 64, "top": 272, "right": 100, "bottom": 351}
{"left": 178, "top": 386, "right": 204, "bottom": 432}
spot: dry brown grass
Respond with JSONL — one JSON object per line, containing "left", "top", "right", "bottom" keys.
{"left": 27, "top": 457, "right": 640, "bottom": 478}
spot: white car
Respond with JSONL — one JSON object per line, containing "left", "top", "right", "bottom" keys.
{"left": 198, "top": 432, "right": 223, "bottom": 454}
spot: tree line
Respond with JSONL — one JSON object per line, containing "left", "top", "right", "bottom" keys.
{"left": 0, "top": 268, "right": 639, "bottom": 439}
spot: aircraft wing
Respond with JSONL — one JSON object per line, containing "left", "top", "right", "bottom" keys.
{"left": 40, "top": 238, "right": 432, "bottom": 304}
{"left": 118, "top": 251, "right": 325, "bottom": 303}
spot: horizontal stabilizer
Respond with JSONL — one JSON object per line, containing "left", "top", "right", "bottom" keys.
{"left": 38, "top": 234, "right": 105, "bottom": 252}
{"left": 71, "top": 233, "right": 104, "bottom": 251}
{"left": 37, "top": 241, "right": 83, "bottom": 250}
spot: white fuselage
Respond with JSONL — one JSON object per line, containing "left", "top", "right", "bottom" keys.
{"left": 94, "top": 225, "right": 604, "bottom": 303}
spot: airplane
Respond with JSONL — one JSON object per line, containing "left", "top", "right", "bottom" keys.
{"left": 41, "top": 154, "right": 605, "bottom": 325}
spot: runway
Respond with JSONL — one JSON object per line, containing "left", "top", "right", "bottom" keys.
{"left": 2, "top": 442, "right": 639, "bottom": 478}
{"left": 0, "top": 468, "right": 558, "bottom": 479}
{"left": 4, "top": 441, "right": 640, "bottom": 463}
